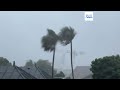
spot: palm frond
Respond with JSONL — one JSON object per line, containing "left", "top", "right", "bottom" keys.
{"left": 58, "top": 26, "right": 76, "bottom": 45}
{"left": 41, "top": 29, "right": 59, "bottom": 52}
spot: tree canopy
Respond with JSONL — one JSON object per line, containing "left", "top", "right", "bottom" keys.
{"left": 0, "top": 57, "right": 12, "bottom": 66}
{"left": 41, "top": 29, "right": 59, "bottom": 52}
{"left": 90, "top": 55, "right": 120, "bottom": 79}
{"left": 25, "top": 59, "right": 34, "bottom": 67}
{"left": 58, "top": 26, "right": 76, "bottom": 45}
{"left": 24, "top": 59, "right": 57, "bottom": 75}
{"left": 35, "top": 59, "right": 57, "bottom": 75}
{"left": 55, "top": 71, "right": 65, "bottom": 78}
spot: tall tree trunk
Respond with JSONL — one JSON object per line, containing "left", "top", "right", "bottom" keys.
{"left": 71, "top": 41, "right": 74, "bottom": 79}
{"left": 52, "top": 47, "right": 56, "bottom": 79}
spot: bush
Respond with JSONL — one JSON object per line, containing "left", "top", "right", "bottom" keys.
{"left": 90, "top": 55, "right": 120, "bottom": 79}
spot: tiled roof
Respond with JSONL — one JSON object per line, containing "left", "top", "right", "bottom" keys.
{"left": 0, "top": 65, "right": 51, "bottom": 79}
{"left": 15, "top": 66, "right": 37, "bottom": 79}
{"left": 0, "top": 66, "right": 23, "bottom": 79}
{"left": 21, "top": 65, "right": 46, "bottom": 79}
{"left": 36, "top": 67, "right": 52, "bottom": 79}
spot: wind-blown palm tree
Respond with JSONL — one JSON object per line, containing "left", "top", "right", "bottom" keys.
{"left": 41, "top": 29, "right": 59, "bottom": 79}
{"left": 58, "top": 26, "right": 76, "bottom": 79}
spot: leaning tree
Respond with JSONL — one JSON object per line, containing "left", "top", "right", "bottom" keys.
{"left": 58, "top": 26, "right": 76, "bottom": 79}
{"left": 41, "top": 29, "right": 59, "bottom": 79}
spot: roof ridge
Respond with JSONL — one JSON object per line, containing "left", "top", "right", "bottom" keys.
{"left": 15, "top": 66, "right": 37, "bottom": 79}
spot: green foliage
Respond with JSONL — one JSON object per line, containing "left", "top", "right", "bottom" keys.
{"left": 58, "top": 26, "right": 76, "bottom": 79}
{"left": 58, "top": 26, "right": 76, "bottom": 45}
{"left": 41, "top": 27, "right": 76, "bottom": 79}
{"left": 41, "top": 29, "right": 59, "bottom": 52}
{"left": 35, "top": 59, "right": 57, "bottom": 75}
{"left": 25, "top": 59, "right": 34, "bottom": 67}
{"left": 90, "top": 55, "right": 120, "bottom": 79}
{"left": 0, "top": 57, "right": 12, "bottom": 66}
{"left": 24, "top": 59, "right": 57, "bottom": 76}
{"left": 41, "top": 29, "right": 59, "bottom": 78}
{"left": 55, "top": 71, "right": 65, "bottom": 77}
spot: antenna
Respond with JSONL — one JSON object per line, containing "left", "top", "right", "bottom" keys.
{"left": 13, "top": 61, "right": 15, "bottom": 67}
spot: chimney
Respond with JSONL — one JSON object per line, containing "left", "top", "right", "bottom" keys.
{"left": 13, "top": 61, "right": 15, "bottom": 66}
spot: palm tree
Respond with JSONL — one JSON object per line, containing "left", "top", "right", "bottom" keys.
{"left": 41, "top": 29, "right": 59, "bottom": 79}
{"left": 58, "top": 26, "right": 76, "bottom": 79}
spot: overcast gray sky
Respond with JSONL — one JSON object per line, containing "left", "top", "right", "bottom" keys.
{"left": 0, "top": 11, "right": 120, "bottom": 69}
